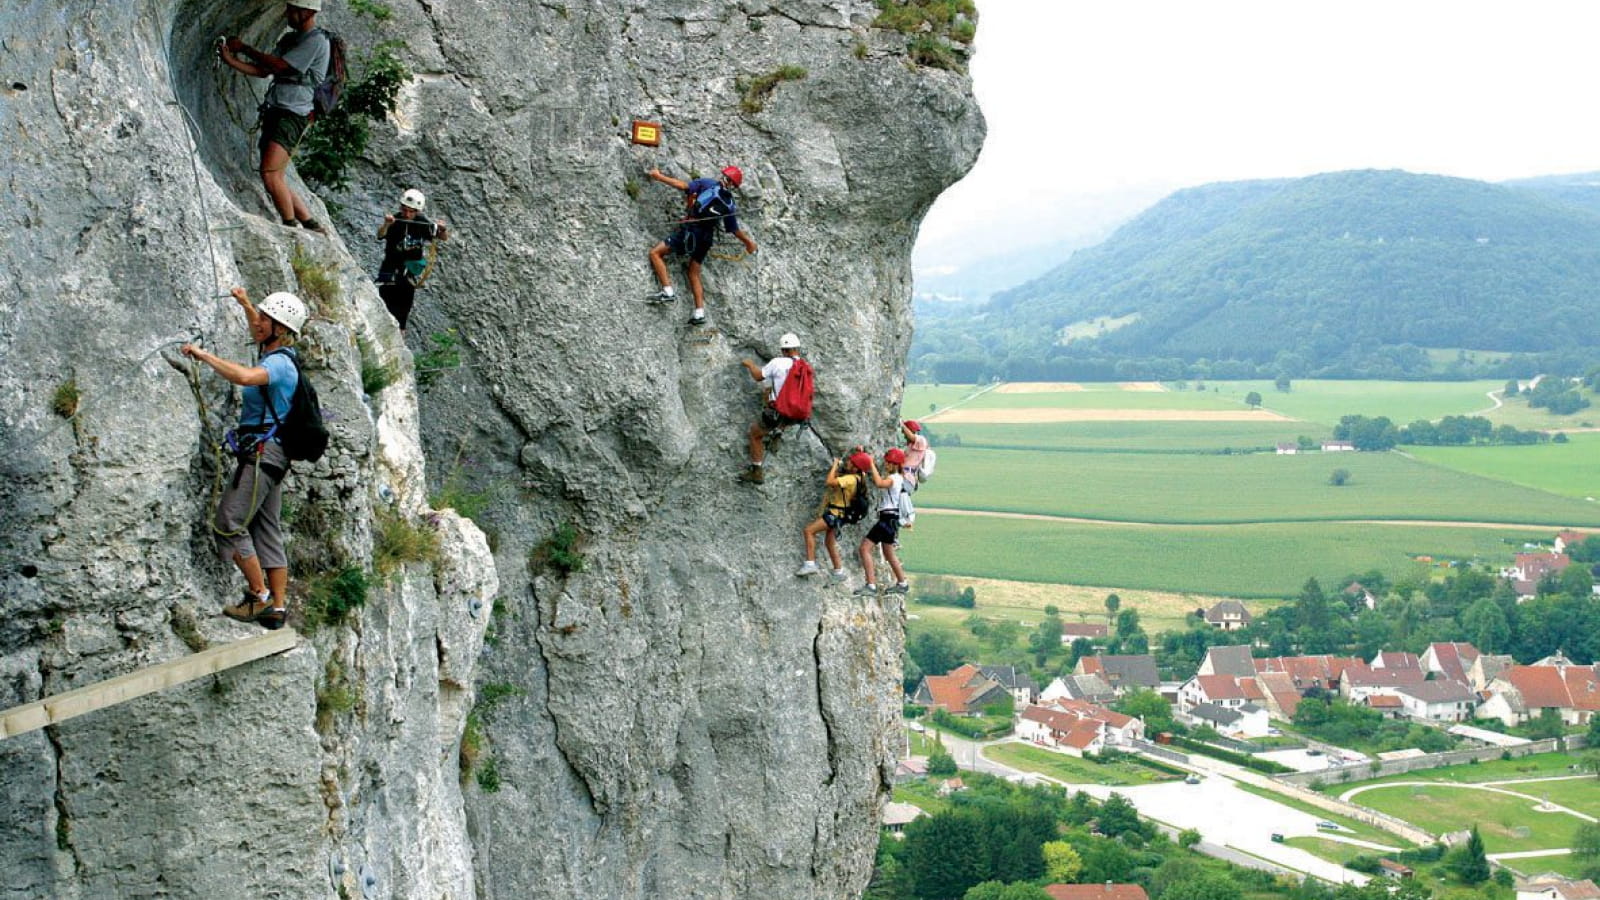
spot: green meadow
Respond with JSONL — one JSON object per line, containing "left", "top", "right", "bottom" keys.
{"left": 924, "top": 448, "right": 1600, "bottom": 527}
{"left": 901, "top": 515, "right": 1544, "bottom": 598}
{"left": 1410, "top": 433, "right": 1600, "bottom": 500}
{"left": 930, "top": 421, "right": 1328, "bottom": 453}
{"left": 1354, "top": 784, "right": 1589, "bottom": 854}
{"left": 898, "top": 380, "right": 1591, "bottom": 601}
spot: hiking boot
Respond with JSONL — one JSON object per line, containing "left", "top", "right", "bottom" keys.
{"left": 298, "top": 218, "right": 327, "bottom": 234}
{"left": 256, "top": 605, "right": 288, "bottom": 630}
{"left": 830, "top": 569, "right": 848, "bottom": 584}
{"left": 224, "top": 590, "right": 272, "bottom": 623}
{"left": 885, "top": 582, "right": 911, "bottom": 595}
{"left": 851, "top": 584, "right": 879, "bottom": 597}
{"left": 795, "top": 560, "right": 821, "bottom": 577}
{"left": 737, "top": 465, "right": 764, "bottom": 484}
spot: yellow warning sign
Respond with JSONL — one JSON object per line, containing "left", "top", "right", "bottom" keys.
{"left": 630, "top": 120, "right": 661, "bottom": 146}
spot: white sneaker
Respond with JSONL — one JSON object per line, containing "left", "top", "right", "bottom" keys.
{"left": 795, "top": 561, "right": 821, "bottom": 577}
{"left": 886, "top": 582, "right": 910, "bottom": 594}
{"left": 648, "top": 286, "right": 676, "bottom": 303}
{"left": 688, "top": 309, "right": 706, "bottom": 325}
{"left": 830, "top": 569, "right": 848, "bottom": 584}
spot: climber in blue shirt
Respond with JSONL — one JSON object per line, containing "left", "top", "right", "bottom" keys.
{"left": 646, "top": 165, "right": 758, "bottom": 325}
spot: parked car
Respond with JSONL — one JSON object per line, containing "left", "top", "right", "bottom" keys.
{"left": 1184, "top": 774, "right": 1201, "bottom": 785}
{"left": 1306, "top": 748, "right": 1323, "bottom": 756}
{"left": 1271, "top": 833, "right": 1285, "bottom": 843}
{"left": 1316, "top": 820, "right": 1340, "bottom": 831}
{"left": 908, "top": 722, "right": 926, "bottom": 733}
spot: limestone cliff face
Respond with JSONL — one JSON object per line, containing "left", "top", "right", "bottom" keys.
{"left": 0, "top": 2, "right": 980, "bottom": 898}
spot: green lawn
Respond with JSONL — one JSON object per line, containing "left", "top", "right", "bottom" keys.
{"left": 1409, "top": 434, "right": 1600, "bottom": 501}
{"left": 1355, "top": 784, "right": 1588, "bottom": 853}
{"left": 904, "top": 515, "right": 1546, "bottom": 598}
{"left": 921, "top": 448, "right": 1600, "bottom": 526}
{"left": 1282, "top": 836, "right": 1374, "bottom": 866}
{"left": 980, "top": 742, "right": 1175, "bottom": 785}
{"left": 929, "top": 420, "right": 1330, "bottom": 453}
{"left": 1231, "top": 782, "right": 1412, "bottom": 846}
{"left": 1205, "top": 380, "right": 1507, "bottom": 427}
{"left": 941, "top": 389, "right": 1245, "bottom": 411}
{"left": 1483, "top": 390, "right": 1600, "bottom": 431}
{"left": 905, "top": 383, "right": 992, "bottom": 416}
{"left": 1499, "top": 851, "right": 1592, "bottom": 878}
{"left": 892, "top": 780, "right": 953, "bottom": 816}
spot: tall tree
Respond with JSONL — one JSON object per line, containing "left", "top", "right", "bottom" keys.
{"left": 1041, "top": 841, "right": 1083, "bottom": 883}
{"left": 1448, "top": 826, "right": 1491, "bottom": 884}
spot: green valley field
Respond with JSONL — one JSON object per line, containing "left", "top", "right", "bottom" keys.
{"left": 899, "top": 380, "right": 1597, "bottom": 602}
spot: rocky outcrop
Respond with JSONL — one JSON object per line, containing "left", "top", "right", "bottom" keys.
{"left": 0, "top": 1, "right": 980, "bottom": 897}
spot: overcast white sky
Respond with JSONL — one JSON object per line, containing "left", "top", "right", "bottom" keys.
{"left": 919, "top": 0, "right": 1600, "bottom": 259}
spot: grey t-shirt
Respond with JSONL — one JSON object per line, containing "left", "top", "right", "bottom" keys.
{"left": 263, "top": 28, "right": 330, "bottom": 116}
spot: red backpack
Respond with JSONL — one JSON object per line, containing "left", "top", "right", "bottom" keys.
{"left": 774, "top": 357, "right": 814, "bottom": 421}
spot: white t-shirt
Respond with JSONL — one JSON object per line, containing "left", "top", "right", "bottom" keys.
{"left": 878, "top": 473, "right": 906, "bottom": 513}
{"left": 761, "top": 356, "right": 795, "bottom": 402}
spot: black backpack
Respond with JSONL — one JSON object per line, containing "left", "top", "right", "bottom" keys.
{"left": 310, "top": 28, "right": 347, "bottom": 118}
{"left": 840, "top": 474, "right": 872, "bottom": 525}
{"left": 265, "top": 349, "right": 329, "bottom": 463}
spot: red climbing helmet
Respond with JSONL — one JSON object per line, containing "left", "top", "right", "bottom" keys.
{"left": 720, "top": 166, "right": 744, "bottom": 188}
{"left": 884, "top": 448, "right": 907, "bottom": 466}
{"left": 903, "top": 420, "right": 922, "bottom": 433}
{"left": 849, "top": 452, "right": 873, "bottom": 473}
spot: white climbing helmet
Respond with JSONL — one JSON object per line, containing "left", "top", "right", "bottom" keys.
{"left": 400, "top": 189, "right": 426, "bottom": 211}
{"left": 778, "top": 332, "right": 801, "bottom": 350}
{"left": 258, "top": 291, "right": 309, "bottom": 336}
{"left": 287, "top": 0, "right": 323, "bottom": 11}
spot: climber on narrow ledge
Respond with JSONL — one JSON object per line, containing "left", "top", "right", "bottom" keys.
{"left": 738, "top": 332, "right": 810, "bottom": 484}
{"left": 375, "top": 188, "right": 449, "bottom": 333}
{"left": 899, "top": 419, "right": 930, "bottom": 489}
{"left": 795, "top": 451, "right": 871, "bottom": 583}
{"left": 645, "top": 165, "right": 757, "bottom": 326}
{"left": 854, "top": 448, "right": 911, "bottom": 597}
{"left": 180, "top": 287, "right": 308, "bottom": 630}
{"left": 218, "top": 0, "right": 331, "bottom": 232}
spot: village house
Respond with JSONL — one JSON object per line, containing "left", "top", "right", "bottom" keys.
{"left": 881, "top": 801, "right": 923, "bottom": 838}
{"left": 1276, "top": 442, "right": 1299, "bottom": 455}
{"left": 1321, "top": 440, "right": 1355, "bottom": 452}
{"left": 1187, "top": 700, "right": 1271, "bottom": 738}
{"left": 1554, "top": 531, "right": 1594, "bottom": 555}
{"left": 1061, "top": 622, "right": 1110, "bottom": 642}
{"left": 1075, "top": 654, "right": 1161, "bottom": 694}
{"left": 1422, "top": 642, "right": 1482, "bottom": 685}
{"left": 910, "top": 664, "right": 1012, "bottom": 716}
{"left": 1339, "top": 662, "right": 1426, "bottom": 702}
{"left": 1468, "top": 653, "right": 1515, "bottom": 693}
{"left": 1018, "top": 697, "right": 1146, "bottom": 756}
{"left": 979, "top": 664, "right": 1038, "bottom": 708}
{"left": 1517, "top": 876, "right": 1600, "bottom": 900}
{"left": 1201, "top": 600, "right": 1252, "bottom": 631}
{"left": 1478, "top": 656, "right": 1600, "bottom": 727}
{"left": 1047, "top": 884, "right": 1151, "bottom": 900}
{"left": 1393, "top": 680, "right": 1478, "bottom": 722}
{"left": 1343, "top": 582, "right": 1379, "bottom": 610}
{"left": 1361, "top": 693, "right": 1406, "bottom": 718}
{"left": 1178, "top": 674, "right": 1265, "bottom": 713}
{"left": 1501, "top": 552, "right": 1572, "bottom": 599}
{"left": 1041, "top": 673, "right": 1118, "bottom": 705}
{"left": 1199, "top": 644, "right": 1256, "bottom": 677}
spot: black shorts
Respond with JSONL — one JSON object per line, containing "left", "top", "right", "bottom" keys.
{"left": 663, "top": 225, "right": 716, "bottom": 263}
{"left": 259, "top": 106, "right": 310, "bottom": 157}
{"left": 865, "top": 513, "right": 900, "bottom": 545}
{"left": 760, "top": 407, "right": 802, "bottom": 431}
{"left": 822, "top": 510, "right": 845, "bottom": 532}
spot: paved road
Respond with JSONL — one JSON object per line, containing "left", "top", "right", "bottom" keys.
{"left": 1074, "top": 776, "right": 1371, "bottom": 885}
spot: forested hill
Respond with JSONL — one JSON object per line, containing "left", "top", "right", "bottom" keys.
{"left": 915, "top": 170, "right": 1600, "bottom": 380}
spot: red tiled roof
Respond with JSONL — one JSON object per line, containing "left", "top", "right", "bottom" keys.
{"left": 1063, "top": 623, "right": 1110, "bottom": 638}
{"left": 1427, "top": 643, "right": 1481, "bottom": 683}
{"left": 1366, "top": 694, "right": 1404, "bottom": 708}
{"left": 1256, "top": 671, "right": 1302, "bottom": 717}
{"left": 923, "top": 674, "right": 973, "bottom": 713}
{"left": 1374, "top": 651, "right": 1421, "bottom": 670}
{"left": 1046, "top": 885, "right": 1151, "bottom": 900}
{"left": 1062, "top": 720, "right": 1103, "bottom": 749}
{"left": 1507, "top": 666, "right": 1571, "bottom": 710}
{"left": 1051, "top": 698, "right": 1136, "bottom": 729}
{"left": 1079, "top": 657, "right": 1105, "bottom": 676}
{"left": 1196, "top": 674, "right": 1248, "bottom": 700}
{"left": 1343, "top": 663, "right": 1427, "bottom": 687}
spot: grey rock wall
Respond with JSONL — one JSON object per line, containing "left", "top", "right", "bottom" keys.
{"left": 0, "top": 1, "right": 980, "bottom": 897}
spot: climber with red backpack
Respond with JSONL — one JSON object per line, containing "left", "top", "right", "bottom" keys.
{"left": 181, "top": 287, "right": 323, "bottom": 631}
{"left": 738, "top": 332, "right": 813, "bottom": 484}
{"left": 218, "top": 0, "right": 343, "bottom": 232}
{"left": 645, "top": 165, "right": 758, "bottom": 325}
